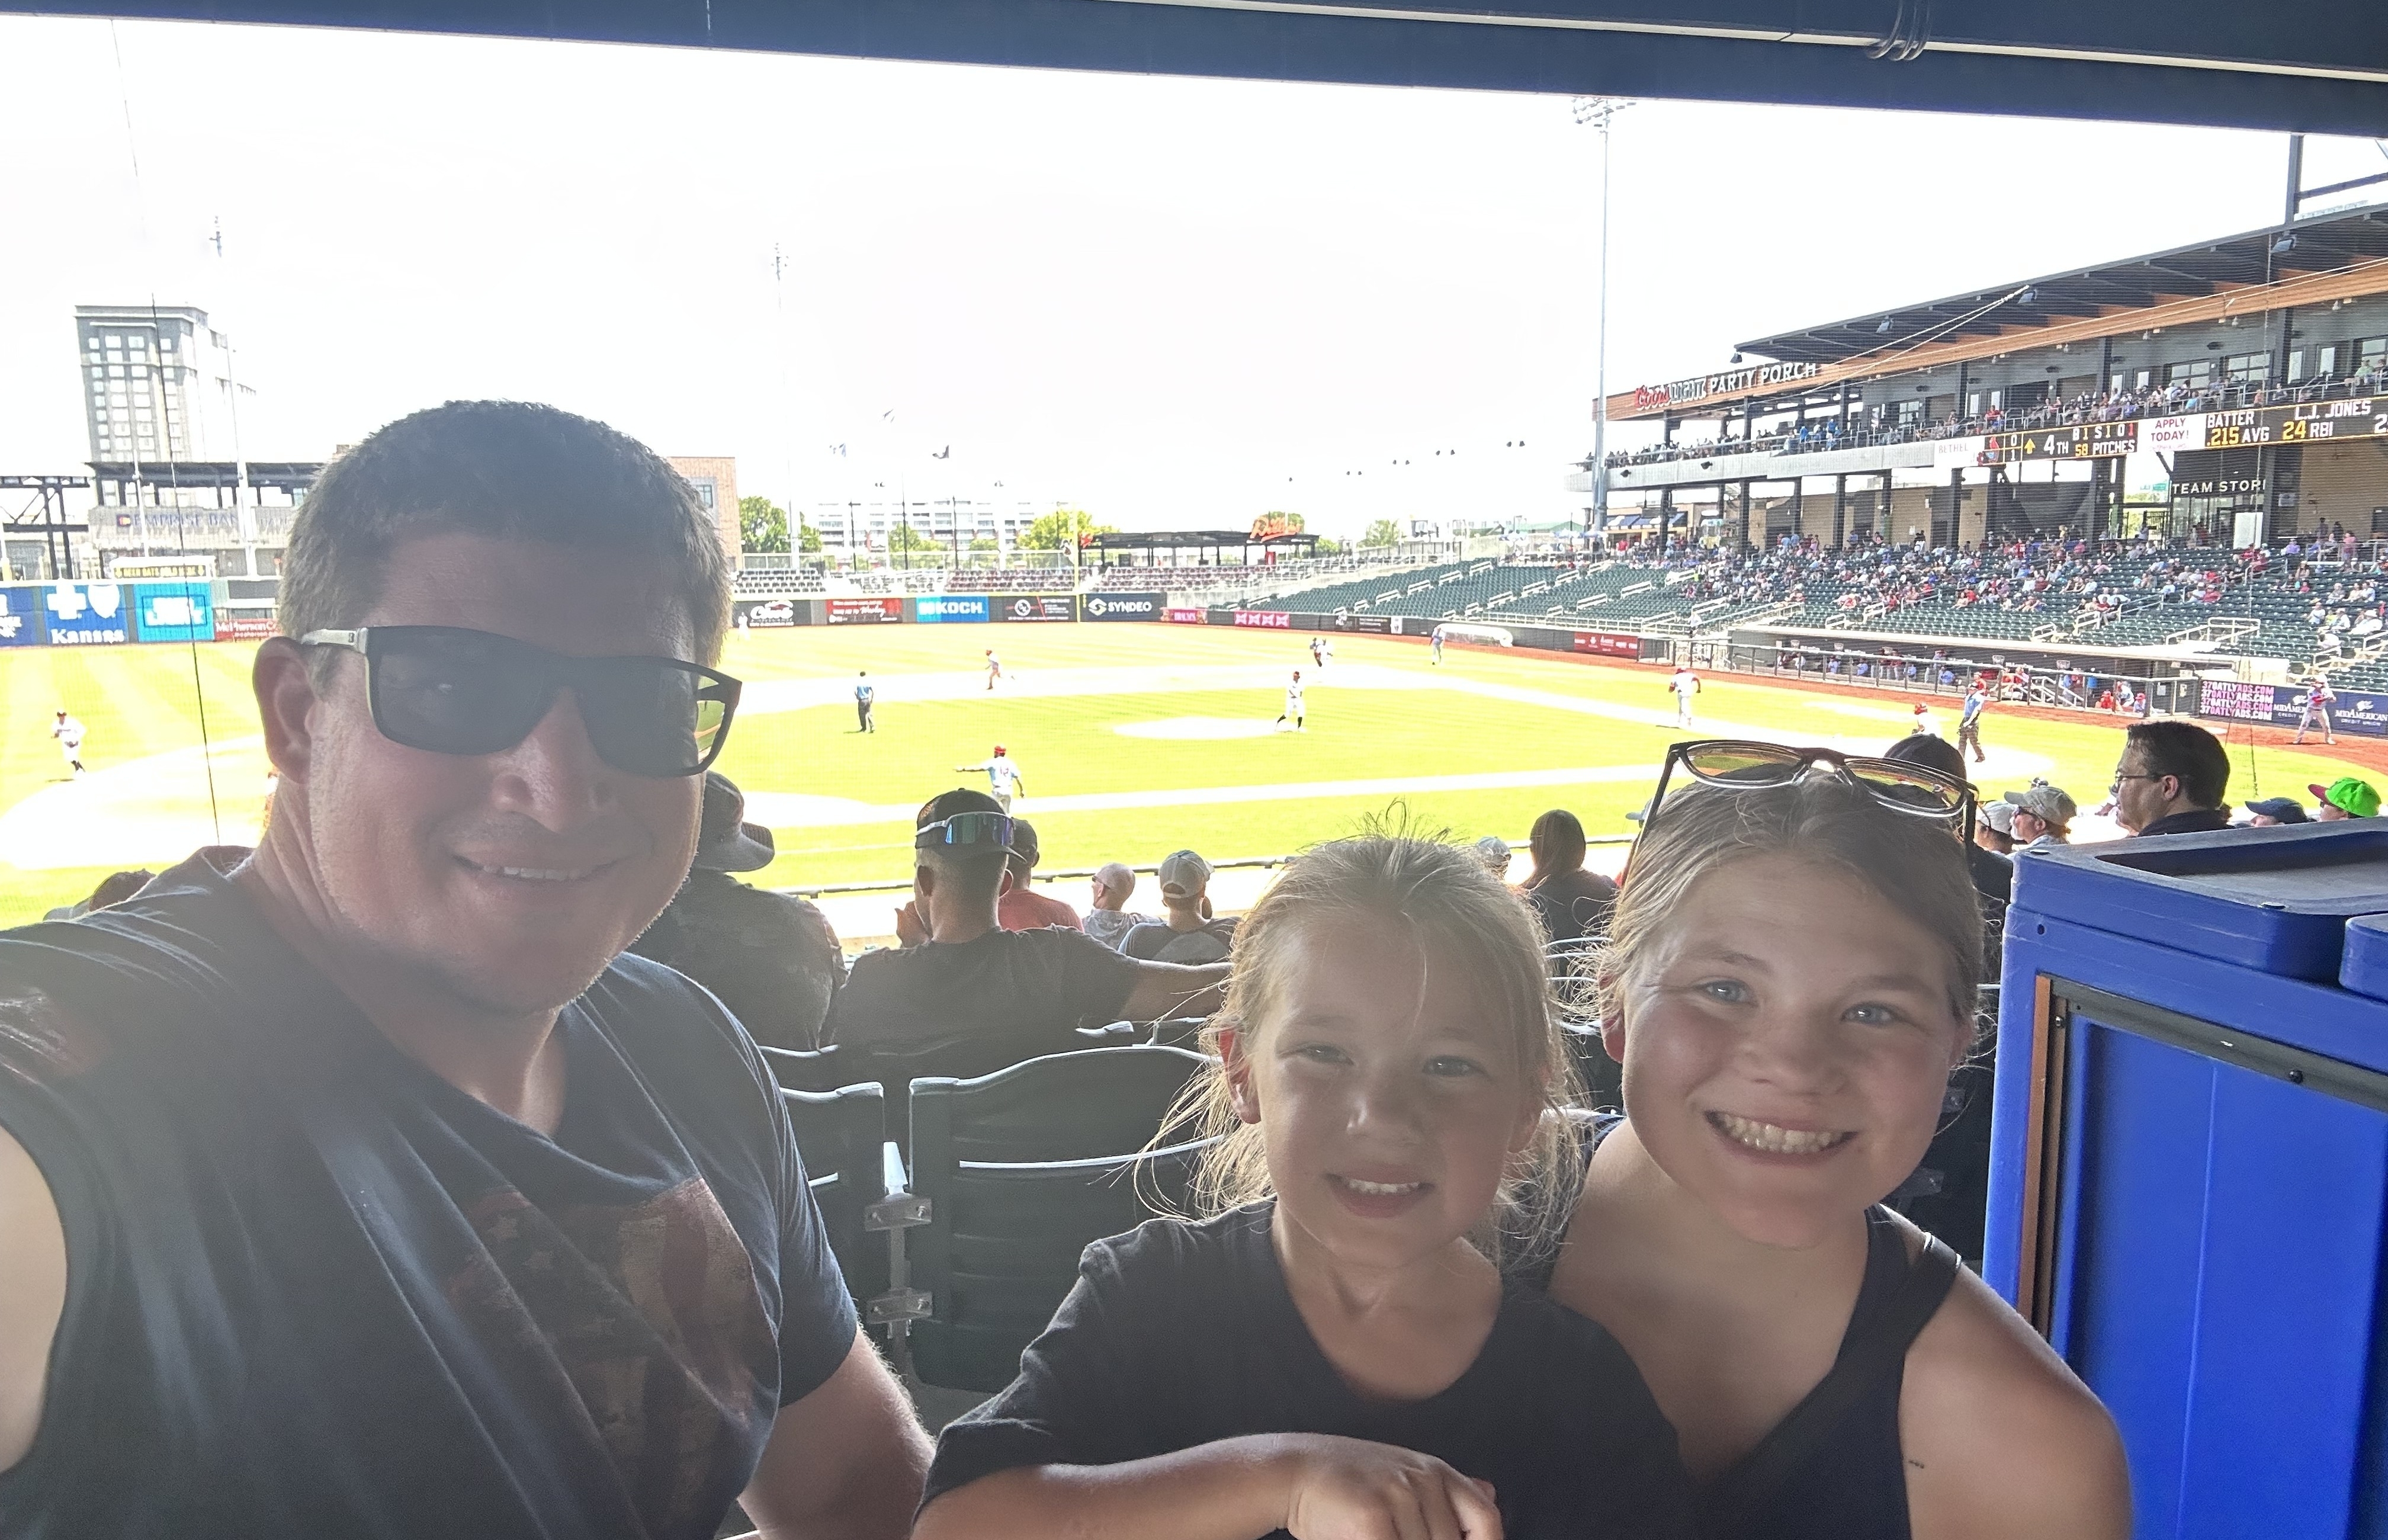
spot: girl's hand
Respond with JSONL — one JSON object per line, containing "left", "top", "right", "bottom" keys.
{"left": 1276, "top": 1435, "right": 1502, "bottom": 1540}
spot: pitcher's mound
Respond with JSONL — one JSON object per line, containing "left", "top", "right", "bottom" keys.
{"left": 1115, "top": 717, "right": 1278, "bottom": 740}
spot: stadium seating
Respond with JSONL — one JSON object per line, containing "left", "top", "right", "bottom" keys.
{"left": 781, "top": 1083, "right": 898, "bottom": 1304}
{"left": 906, "top": 1045, "right": 1215, "bottom": 1392}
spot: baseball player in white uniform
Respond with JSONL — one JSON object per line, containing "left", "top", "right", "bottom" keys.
{"left": 1275, "top": 670, "right": 1307, "bottom": 732}
{"left": 1668, "top": 666, "right": 1699, "bottom": 729}
{"left": 956, "top": 744, "right": 1025, "bottom": 811}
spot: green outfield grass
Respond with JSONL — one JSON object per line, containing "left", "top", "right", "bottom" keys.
{"left": 0, "top": 623, "right": 2374, "bottom": 921}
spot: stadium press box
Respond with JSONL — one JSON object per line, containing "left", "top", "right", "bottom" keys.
{"left": 1986, "top": 823, "right": 2388, "bottom": 1540}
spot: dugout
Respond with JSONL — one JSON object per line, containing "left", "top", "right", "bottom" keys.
{"left": 1989, "top": 826, "right": 2388, "bottom": 1539}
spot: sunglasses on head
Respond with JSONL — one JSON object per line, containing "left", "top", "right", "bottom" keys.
{"left": 916, "top": 811, "right": 1013, "bottom": 850}
{"left": 299, "top": 625, "right": 740, "bottom": 779}
{"left": 1628, "top": 738, "right": 1976, "bottom": 878}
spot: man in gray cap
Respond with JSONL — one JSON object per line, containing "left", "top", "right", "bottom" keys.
{"left": 1083, "top": 861, "right": 1153, "bottom": 951}
{"left": 627, "top": 771, "right": 847, "bottom": 1050}
{"left": 2005, "top": 783, "right": 2077, "bottom": 851}
{"left": 1122, "top": 849, "right": 1238, "bottom": 964}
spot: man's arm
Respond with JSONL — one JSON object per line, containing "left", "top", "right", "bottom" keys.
{"left": 0, "top": 1122, "right": 68, "bottom": 1472}
{"left": 1119, "top": 960, "right": 1230, "bottom": 1022}
{"left": 739, "top": 1329, "right": 930, "bottom": 1540}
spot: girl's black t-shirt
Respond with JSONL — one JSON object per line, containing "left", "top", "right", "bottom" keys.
{"left": 925, "top": 1205, "right": 1697, "bottom": 1540}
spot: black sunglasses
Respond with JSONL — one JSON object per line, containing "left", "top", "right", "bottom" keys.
{"left": 300, "top": 625, "right": 740, "bottom": 778}
{"left": 1628, "top": 739, "right": 1976, "bottom": 881}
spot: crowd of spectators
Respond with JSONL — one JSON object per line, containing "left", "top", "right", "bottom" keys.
{"left": 1601, "top": 360, "right": 2388, "bottom": 473}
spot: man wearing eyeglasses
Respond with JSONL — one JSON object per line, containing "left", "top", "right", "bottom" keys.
{"left": 2110, "top": 720, "right": 2233, "bottom": 839}
{"left": 0, "top": 402, "right": 929, "bottom": 1539}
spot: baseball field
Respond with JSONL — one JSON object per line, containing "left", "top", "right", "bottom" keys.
{"left": 0, "top": 622, "right": 2373, "bottom": 926}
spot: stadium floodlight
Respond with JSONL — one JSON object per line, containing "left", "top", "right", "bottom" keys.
{"left": 1571, "top": 95, "right": 1633, "bottom": 547}
{"left": 1876, "top": 317, "right": 1895, "bottom": 334}
{"left": 2272, "top": 233, "right": 2299, "bottom": 255}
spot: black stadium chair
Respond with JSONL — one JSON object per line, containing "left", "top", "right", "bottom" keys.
{"left": 779, "top": 1083, "right": 894, "bottom": 1303}
{"left": 906, "top": 1045, "right": 1214, "bottom": 1393}
{"left": 764, "top": 1023, "right": 1147, "bottom": 1150}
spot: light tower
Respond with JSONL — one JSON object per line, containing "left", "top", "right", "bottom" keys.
{"left": 1571, "top": 95, "right": 1632, "bottom": 545}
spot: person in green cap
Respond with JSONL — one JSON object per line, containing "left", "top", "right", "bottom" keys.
{"left": 2311, "top": 776, "right": 2383, "bottom": 820}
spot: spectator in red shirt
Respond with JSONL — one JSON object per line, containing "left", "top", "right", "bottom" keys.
{"left": 996, "top": 818, "right": 1084, "bottom": 932}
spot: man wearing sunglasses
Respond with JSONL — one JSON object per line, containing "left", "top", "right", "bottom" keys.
{"left": 0, "top": 402, "right": 929, "bottom": 1539}
{"left": 821, "top": 790, "right": 1228, "bottom": 1055}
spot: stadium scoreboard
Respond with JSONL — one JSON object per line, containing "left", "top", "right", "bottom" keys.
{"left": 1978, "top": 421, "right": 2137, "bottom": 464}
{"left": 2202, "top": 397, "right": 2388, "bottom": 448}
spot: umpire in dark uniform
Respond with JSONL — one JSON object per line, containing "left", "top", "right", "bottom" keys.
{"left": 628, "top": 771, "right": 847, "bottom": 1048}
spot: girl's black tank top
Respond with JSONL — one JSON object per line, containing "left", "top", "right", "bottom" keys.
{"left": 1534, "top": 1117, "right": 1959, "bottom": 1540}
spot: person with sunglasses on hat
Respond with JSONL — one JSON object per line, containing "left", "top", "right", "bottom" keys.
{"left": 822, "top": 791, "right": 1228, "bottom": 1057}
{"left": 2311, "top": 776, "right": 2382, "bottom": 821}
{"left": 627, "top": 771, "right": 847, "bottom": 1051}
{"left": 0, "top": 403, "right": 931, "bottom": 1539}
{"left": 2003, "top": 783, "right": 2076, "bottom": 851}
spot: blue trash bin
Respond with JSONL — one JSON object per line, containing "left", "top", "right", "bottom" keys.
{"left": 1986, "top": 822, "right": 2388, "bottom": 1540}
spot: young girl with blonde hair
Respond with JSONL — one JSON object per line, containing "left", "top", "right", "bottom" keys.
{"left": 916, "top": 832, "right": 1693, "bottom": 1540}
{"left": 1536, "top": 745, "right": 2128, "bottom": 1540}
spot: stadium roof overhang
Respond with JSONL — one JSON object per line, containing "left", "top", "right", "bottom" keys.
{"left": 1085, "top": 529, "right": 1319, "bottom": 560}
{"left": 12, "top": 2, "right": 2388, "bottom": 137}
{"left": 1606, "top": 205, "right": 2388, "bottom": 422}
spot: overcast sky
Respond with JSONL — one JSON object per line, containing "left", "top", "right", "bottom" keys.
{"left": 2, "top": 16, "right": 2383, "bottom": 537}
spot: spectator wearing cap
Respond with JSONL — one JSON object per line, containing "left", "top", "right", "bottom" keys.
{"left": 1083, "top": 862, "right": 1153, "bottom": 951}
{"left": 996, "top": 819, "right": 1083, "bottom": 933}
{"left": 2312, "top": 777, "right": 2383, "bottom": 822}
{"left": 627, "top": 771, "right": 846, "bottom": 1051}
{"left": 1122, "top": 850, "right": 1239, "bottom": 964}
{"left": 1474, "top": 835, "right": 1514, "bottom": 881}
{"left": 1976, "top": 801, "right": 2017, "bottom": 856}
{"left": 823, "top": 791, "right": 1228, "bottom": 1053}
{"left": 2245, "top": 796, "right": 2310, "bottom": 827}
{"left": 2005, "top": 784, "right": 2077, "bottom": 851}
{"left": 2111, "top": 721, "right": 2232, "bottom": 838}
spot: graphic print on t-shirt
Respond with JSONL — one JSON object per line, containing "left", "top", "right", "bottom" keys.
{"left": 445, "top": 1178, "right": 776, "bottom": 1538}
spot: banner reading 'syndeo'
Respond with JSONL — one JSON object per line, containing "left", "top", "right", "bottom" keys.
{"left": 826, "top": 597, "right": 904, "bottom": 625}
{"left": 998, "top": 595, "right": 1076, "bottom": 623}
{"left": 1080, "top": 592, "right": 1161, "bottom": 622}
{"left": 43, "top": 581, "right": 128, "bottom": 645}
{"left": 913, "top": 595, "right": 991, "bottom": 624}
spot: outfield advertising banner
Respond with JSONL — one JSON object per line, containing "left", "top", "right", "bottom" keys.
{"left": 214, "top": 611, "right": 277, "bottom": 642}
{"left": 736, "top": 598, "right": 803, "bottom": 628}
{"left": 1080, "top": 592, "right": 1161, "bottom": 622}
{"left": 999, "top": 595, "right": 1076, "bottom": 623}
{"left": 131, "top": 581, "right": 214, "bottom": 643}
{"left": 1573, "top": 631, "right": 1642, "bottom": 659}
{"left": 1234, "top": 609, "right": 1291, "bottom": 629}
{"left": 914, "top": 595, "right": 991, "bottom": 624}
{"left": 2191, "top": 679, "right": 2388, "bottom": 737}
{"left": 1166, "top": 607, "right": 1205, "bottom": 624}
{"left": 1331, "top": 613, "right": 1394, "bottom": 634}
{"left": 0, "top": 586, "right": 45, "bottom": 647}
{"left": 826, "top": 597, "right": 903, "bottom": 625}
{"left": 43, "top": 581, "right": 129, "bottom": 645}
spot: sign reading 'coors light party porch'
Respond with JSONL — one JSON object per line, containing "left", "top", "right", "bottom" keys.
{"left": 1632, "top": 360, "right": 1823, "bottom": 413}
